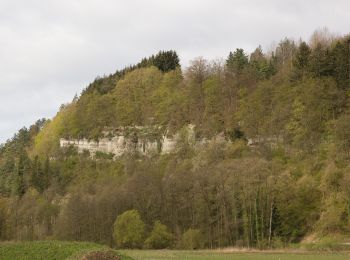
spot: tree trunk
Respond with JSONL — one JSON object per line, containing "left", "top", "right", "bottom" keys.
{"left": 254, "top": 197, "right": 260, "bottom": 248}
{"left": 268, "top": 200, "right": 274, "bottom": 248}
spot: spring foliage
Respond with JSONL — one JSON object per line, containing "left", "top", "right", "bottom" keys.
{"left": 1, "top": 30, "right": 350, "bottom": 248}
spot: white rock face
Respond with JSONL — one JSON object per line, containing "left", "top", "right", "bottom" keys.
{"left": 60, "top": 124, "right": 195, "bottom": 157}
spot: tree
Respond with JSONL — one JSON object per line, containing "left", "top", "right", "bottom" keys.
{"left": 185, "top": 57, "right": 209, "bottom": 125}
{"left": 308, "top": 43, "right": 333, "bottom": 77}
{"left": 286, "top": 78, "right": 342, "bottom": 151}
{"left": 275, "top": 38, "right": 296, "bottom": 75}
{"left": 114, "top": 67, "right": 163, "bottom": 126}
{"left": 309, "top": 27, "right": 336, "bottom": 49}
{"left": 144, "top": 221, "right": 174, "bottom": 249}
{"left": 249, "top": 46, "right": 274, "bottom": 80}
{"left": 31, "top": 156, "right": 45, "bottom": 193}
{"left": 74, "top": 93, "right": 117, "bottom": 139}
{"left": 113, "top": 210, "right": 145, "bottom": 248}
{"left": 292, "top": 41, "right": 311, "bottom": 79}
{"left": 153, "top": 68, "right": 188, "bottom": 131}
{"left": 334, "top": 113, "right": 350, "bottom": 156}
{"left": 153, "top": 50, "right": 180, "bottom": 72}
{"left": 0, "top": 198, "right": 8, "bottom": 239}
{"left": 239, "top": 82, "right": 275, "bottom": 139}
{"left": 331, "top": 40, "right": 350, "bottom": 88}
{"left": 202, "top": 76, "right": 225, "bottom": 136}
{"left": 15, "top": 151, "right": 30, "bottom": 197}
{"left": 274, "top": 175, "right": 321, "bottom": 242}
{"left": 226, "top": 48, "right": 248, "bottom": 74}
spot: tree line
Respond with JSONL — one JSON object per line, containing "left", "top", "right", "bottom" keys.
{"left": 0, "top": 28, "right": 350, "bottom": 249}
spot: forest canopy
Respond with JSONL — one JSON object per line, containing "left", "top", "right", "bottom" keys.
{"left": 1, "top": 30, "right": 350, "bottom": 249}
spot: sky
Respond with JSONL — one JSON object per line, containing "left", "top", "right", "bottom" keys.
{"left": 1, "top": 0, "right": 350, "bottom": 144}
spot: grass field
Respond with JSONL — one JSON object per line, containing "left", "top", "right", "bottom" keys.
{"left": 1, "top": 242, "right": 350, "bottom": 260}
{"left": 0, "top": 241, "right": 131, "bottom": 260}
{"left": 120, "top": 249, "right": 350, "bottom": 260}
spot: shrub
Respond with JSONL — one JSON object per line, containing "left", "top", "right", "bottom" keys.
{"left": 181, "top": 228, "right": 202, "bottom": 249}
{"left": 144, "top": 221, "right": 174, "bottom": 249}
{"left": 113, "top": 210, "right": 145, "bottom": 248}
{"left": 95, "top": 151, "right": 114, "bottom": 160}
{"left": 303, "top": 236, "right": 345, "bottom": 251}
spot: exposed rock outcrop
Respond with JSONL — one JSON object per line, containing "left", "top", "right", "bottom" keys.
{"left": 60, "top": 125, "right": 195, "bottom": 158}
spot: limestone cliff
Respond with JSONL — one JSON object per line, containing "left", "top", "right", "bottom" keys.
{"left": 60, "top": 125, "right": 195, "bottom": 157}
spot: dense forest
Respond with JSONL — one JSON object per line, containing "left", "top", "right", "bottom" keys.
{"left": 1, "top": 29, "right": 350, "bottom": 249}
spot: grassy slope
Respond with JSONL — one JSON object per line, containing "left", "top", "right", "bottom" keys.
{"left": 120, "top": 249, "right": 350, "bottom": 260}
{"left": 0, "top": 241, "right": 131, "bottom": 260}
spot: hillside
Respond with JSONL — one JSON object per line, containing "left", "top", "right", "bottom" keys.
{"left": 1, "top": 31, "right": 350, "bottom": 250}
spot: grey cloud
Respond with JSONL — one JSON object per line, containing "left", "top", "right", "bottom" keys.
{"left": 1, "top": 0, "right": 350, "bottom": 143}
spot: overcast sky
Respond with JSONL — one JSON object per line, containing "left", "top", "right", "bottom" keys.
{"left": 1, "top": 0, "right": 350, "bottom": 143}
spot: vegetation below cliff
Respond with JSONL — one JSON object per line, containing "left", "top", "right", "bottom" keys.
{"left": 1, "top": 30, "right": 350, "bottom": 249}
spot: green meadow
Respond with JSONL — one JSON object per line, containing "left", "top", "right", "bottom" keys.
{"left": 120, "top": 249, "right": 350, "bottom": 260}
{"left": 0, "top": 241, "right": 130, "bottom": 260}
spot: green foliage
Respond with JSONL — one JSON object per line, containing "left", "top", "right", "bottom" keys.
{"left": 153, "top": 50, "right": 180, "bottom": 72}
{"left": 334, "top": 113, "right": 350, "bottom": 155}
{"left": 308, "top": 44, "right": 333, "bottom": 77}
{"left": 95, "top": 151, "right": 115, "bottom": 160}
{"left": 114, "top": 67, "right": 163, "bottom": 126}
{"left": 0, "top": 241, "right": 127, "bottom": 260}
{"left": 226, "top": 48, "right": 249, "bottom": 73}
{"left": 202, "top": 76, "right": 225, "bottom": 135}
{"left": 153, "top": 68, "right": 188, "bottom": 130}
{"left": 120, "top": 249, "right": 350, "bottom": 260}
{"left": 274, "top": 175, "right": 321, "bottom": 241}
{"left": 2, "top": 35, "right": 350, "bottom": 250}
{"left": 113, "top": 210, "right": 145, "bottom": 248}
{"left": 292, "top": 41, "right": 311, "bottom": 79}
{"left": 302, "top": 236, "right": 349, "bottom": 251}
{"left": 250, "top": 46, "right": 275, "bottom": 80}
{"left": 75, "top": 93, "right": 117, "bottom": 139}
{"left": 331, "top": 39, "right": 350, "bottom": 88}
{"left": 34, "top": 109, "right": 67, "bottom": 155}
{"left": 144, "top": 221, "right": 174, "bottom": 249}
{"left": 181, "top": 229, "right": 203, "bottom": 249}
{"left": 30, "top": 156, "right": 50, "bottom": 193}
{"left": 83, "top": 50, "right": 180, "bottom": 95}
{"left": 239, "top": 82, "right": 275, "bottom": 138}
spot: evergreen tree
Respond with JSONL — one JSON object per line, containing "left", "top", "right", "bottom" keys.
{"left": 308, "top": 43, "right": 333, "bottom": 77}
{"left": 331, "top": 40, "right": 350, "bottom": 88}
{"left": 15, "top": 151, "right": 30, "bottom": 197}
{"left": 31, "top": 156, "right": 48, "bottom": 193}
{"left": 226, "top": 48, "right": 248, "bottom": 74}
{"left": 249, "top": 46, "right": 274, "bottom": 79}
{"left": 153, "top": 50, "right": 180, "bottom": 72}
{"left": 292, "top": 41, "right": 311, "bottom": 79}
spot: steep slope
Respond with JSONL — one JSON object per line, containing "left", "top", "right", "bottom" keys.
{"left": 1, "top": 34, "right": 350, "bottom": 249}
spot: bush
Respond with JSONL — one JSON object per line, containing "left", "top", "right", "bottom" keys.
{"left": 180, "top": 228, "right": 202, "bottom": 249}
{"left": 271, "top": 237, "right": 286, "bottom": 249}
{"left": 144, "top": 221, "right": 174, "bottom": 249}
{"left": 113, "top": 210, "right": 145, "bottom": 248}
{"left": 302, "top": 236, "right": 346, "bottom": 251}
{"left": 95, "top": 151, "right": 114, "bottom": 160}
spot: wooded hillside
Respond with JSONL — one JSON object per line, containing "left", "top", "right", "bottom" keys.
{"left": 1, "top": 29, "right": 350, "bottom": 249}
